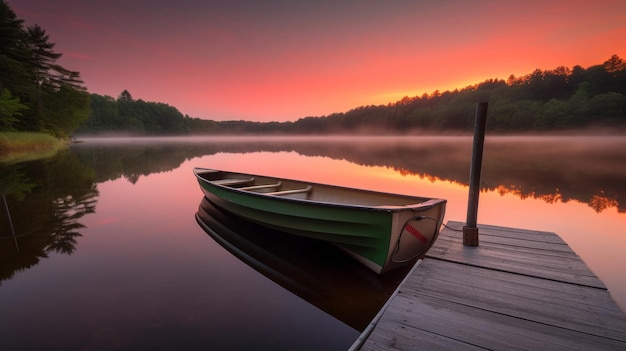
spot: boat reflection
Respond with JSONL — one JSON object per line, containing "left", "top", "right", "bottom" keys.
{"left": 195, "top": 196, "right": 410, "bottom": 331}
{"left": 73, "top": 136, "right": 626, "bottom": 213}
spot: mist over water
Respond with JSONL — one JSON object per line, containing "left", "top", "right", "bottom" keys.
{"left": 73, "top": 135, "right": 626, "bottom": 214}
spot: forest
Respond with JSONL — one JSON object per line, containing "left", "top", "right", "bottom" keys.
{"left": 78, "top": 56, "right": 626, "bottom": 135}
{"left": 2, "top": 0, "right": 625, "bottom": 138}
{"left": 0, "top": 1, "right": 89, "bottom": 138}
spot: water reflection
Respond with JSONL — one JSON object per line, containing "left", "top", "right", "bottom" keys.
{"left": 72, "top": 136, "right": 626, "bottom": 213}
{"left": 0, "top": 151, "right": 98, "bottom": 284}
{"left": 196, "top": 197, "right": 407, "bottom": 331}
{"left": 1, "top": 136, "right": 625, "bottom": 348}
{"left": 5, "top": 135, "right": 624, "bottom": 285}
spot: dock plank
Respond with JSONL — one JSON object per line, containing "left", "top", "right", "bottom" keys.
{"left": 445, "top": 221, "right": 568, "bottom": 244}
{"left": 433, "top": 234, "right": 580, "bottom": 260}
{"left": 429, "top": 225, "right": 605, "bottom": 289}
{"left": 404, "top": 259, "right": 626, "bottom": 340}
{"left": 356, "top": 221, "right": 626, "bottom": 351}
{"left": 362, "top": 294, "right": 626, "bottom": 351}
{"left": 436, "top": 230, "right": 574, "bottom": 253}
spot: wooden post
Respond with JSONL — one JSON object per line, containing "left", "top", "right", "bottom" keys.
{"left": 463, "top": 102, "right": 488, "bottom": 246}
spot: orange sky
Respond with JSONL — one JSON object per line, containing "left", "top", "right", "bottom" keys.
{"left": 11, "top": 0, "right": 626, "bottom": 122}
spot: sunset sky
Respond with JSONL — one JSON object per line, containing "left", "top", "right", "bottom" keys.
{"left": 10, "top": 0, "right": 626, "bottom": 122}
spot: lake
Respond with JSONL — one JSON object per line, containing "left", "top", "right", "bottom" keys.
{"left": 1, "top": 135, "right": 625, "bottom": 350}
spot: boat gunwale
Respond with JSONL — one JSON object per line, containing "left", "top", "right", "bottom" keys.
{"left": 193, "top": 167, "right": 446, "bottom": 213}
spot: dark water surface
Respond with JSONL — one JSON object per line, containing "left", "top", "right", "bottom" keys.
{"left": 1, "top": 136, "right": 625, "bottom": 350}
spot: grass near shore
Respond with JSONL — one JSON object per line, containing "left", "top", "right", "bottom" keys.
{"left": 0, "top": 132, "right": 68, "bottom": 163}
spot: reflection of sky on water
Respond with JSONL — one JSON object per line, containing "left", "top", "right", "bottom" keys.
{"left": 2, "top": 136, "right": 625, "bottom": 350}
{"left": 82, "top": 135, "right": 626, "bottom": 311}
{"left": 73, "top": 135, "right": 626, "bottom": 214}
{"left": 1, "top": 161, "right": 359, "bottom": 350}
{"left": 197, "top": 149, "right": 626, "bottom": 311}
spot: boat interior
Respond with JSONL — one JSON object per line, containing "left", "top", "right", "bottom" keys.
{"left": 210, "top": 175, "right": 313, "bottom": 196}
{"left": 196, "top": 168, "right": 435, "bottom": 208}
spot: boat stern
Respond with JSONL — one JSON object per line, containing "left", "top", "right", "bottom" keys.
{"left": 381, "top": 200, "right": 446, "bottom": 273}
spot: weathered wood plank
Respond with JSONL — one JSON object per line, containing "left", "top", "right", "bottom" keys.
{"left": 360, "top": 321, "right": 486, "bottom": 351}
{"left": 428, "top": 230, "right": 605, "bottom": 288}
{"left": 445, "top": 220, "right": 568, "bottom": 244}
{"left": 363, "top": 293, "right": 626, "bottom": 351}
{"left": 437, "top": 231, "right": 575, "bottom": 253}
{"left": 357, "top": 221, "right": 626, "bottom": 351}
{"left": 426, "top": 248, "right": 604, "bottom": 288}
{"left": 434, "top": 235, "right": 578, "bottom": 261}
{"left": 403, "top": 259, "right": 626, "bottom": 340}
{"left": 430, "top": 236, "right": 596, "bottom": 274}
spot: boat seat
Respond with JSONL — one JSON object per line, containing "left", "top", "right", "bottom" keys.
{"left": 212, "top": 178, "right": 255, "bottom": 186}
{"left": 239, "top": 182, "right": 282, "bottom": 191}
{"left": 267, "top": 186, "right": 313, "bottom": 196}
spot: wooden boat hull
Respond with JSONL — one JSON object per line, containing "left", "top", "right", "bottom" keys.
{"left": 193, "top": 168, "right": 446, "bottom": 274}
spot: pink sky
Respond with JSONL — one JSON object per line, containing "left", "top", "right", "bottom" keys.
{"left": 10, "top": 0, "right": 626, "bottom": 122}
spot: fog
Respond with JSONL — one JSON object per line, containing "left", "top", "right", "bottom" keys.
{"left": 70, "top": 135, "right": 626, "bottom": 213}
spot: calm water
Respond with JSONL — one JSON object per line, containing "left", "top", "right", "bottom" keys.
{"left": 1, "top": 135, "right": 625, "bottom": 350}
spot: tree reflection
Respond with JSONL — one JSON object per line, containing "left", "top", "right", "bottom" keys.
{"left": 0, "top": 150, "right": 98, "bottom": 283}
{"left": 68, "top": 136, "right": 626, "bottom": 213}
{"left": 3, "top": 136, "right": 620, "bottom": 283}
{"left": 589, "top": 193, "right": 619, "bottom": 213}
{"left": 47, "top": 193, "right": 97, "bottom": 254}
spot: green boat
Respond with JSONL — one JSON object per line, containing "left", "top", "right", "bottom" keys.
{"left": 195, "top": 197, "right": 408, "bottom": 331}
{"left": 193, "top": 168, "right": 447, "bottom": 274}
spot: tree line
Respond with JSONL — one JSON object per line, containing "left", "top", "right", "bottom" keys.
{"left": 80, "top": 55, "right": 626, "bottom": 135}
{"left": 3, "top": 0, "right": 625, "bottom": 137}
{"left": 0, "top": 0, "right": 89, "bottom": 138}
{"left": 262, "top": 56, "right": 626, "bottom": 134}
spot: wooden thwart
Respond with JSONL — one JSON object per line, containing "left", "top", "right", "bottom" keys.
{"left": 213, "top": 178, "right": 254, "bottom": 186}
{"left": 266, "top": 186, "right": 313, "bottom": 196}
{"left": 239, "top": 182, "right": 282, "bottom": 191}
{"left": 213, "top": 179, "right": 311, "bottom": 197}
{"left": 356, "top": 221, "right": 626, "bottom": 351}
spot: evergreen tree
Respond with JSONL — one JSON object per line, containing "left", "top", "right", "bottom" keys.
{"left": 0, "top": 1, "right": 88, "bottom": 137}
{"left": 0, "top": 0, "right": 32, "bottom": 108}
{"left": 0, "top": 88, "right": 27, "bottom": 130}
{"left": 118, "top": 89, "right": 133, "bottom": 101}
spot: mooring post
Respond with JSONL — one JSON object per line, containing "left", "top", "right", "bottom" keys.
{"left": 463, "top": 102, "right": 488, "bottom": 246}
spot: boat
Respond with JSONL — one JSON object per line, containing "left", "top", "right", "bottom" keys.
{"left": 195, "top": 197, "right": 408, "bottom": 331}
{"left": 193, "top": 167, "right": 447, "bottom": 274}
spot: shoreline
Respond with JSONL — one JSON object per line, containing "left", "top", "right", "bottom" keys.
{"left": 0, "top": 132, "right": 68, "bottom": 163}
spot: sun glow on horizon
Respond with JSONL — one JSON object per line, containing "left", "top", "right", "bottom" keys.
{"left": 372, "top": 75, "right": 511, "bottom": 106}
{"left": 11, "top": 0, "right": 626, "bottom": 122}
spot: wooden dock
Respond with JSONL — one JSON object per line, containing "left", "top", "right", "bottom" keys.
{"left": 354, "top": 221, "right": 626, "bottom": 350}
